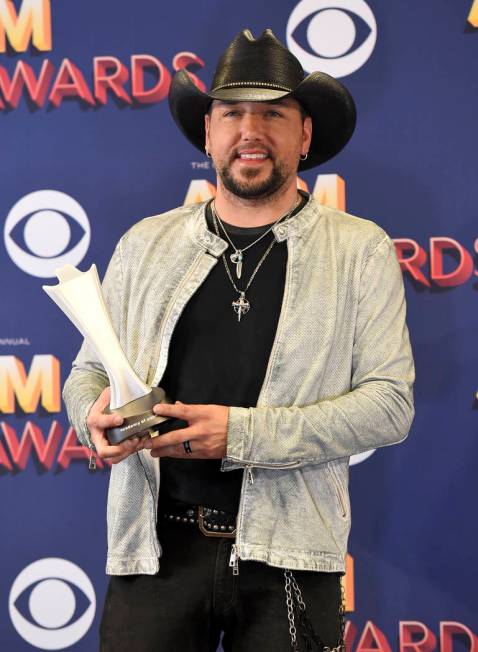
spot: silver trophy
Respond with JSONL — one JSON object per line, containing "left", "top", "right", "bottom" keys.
{"left": 43, "top": 264, "right": 170, "bottom": 445}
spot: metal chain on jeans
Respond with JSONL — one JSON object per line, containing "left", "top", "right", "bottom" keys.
{"left": 284, "top": 570, "right": 346, "bottom": 652}
{"left": 338, "top": 577, "right": 346, "bottom": 650}
{"left": 284, "top": 570, "right": 300, "bottom": 652}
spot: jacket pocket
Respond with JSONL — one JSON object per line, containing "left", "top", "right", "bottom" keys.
{"left": 226, "top": 457, "right": 302, "bottom": 470}
{"left": 326, "top": 463, "right": 348, "bottom": 518}
{"left": 249, "top": 460, "right": 302, "bottom": 469}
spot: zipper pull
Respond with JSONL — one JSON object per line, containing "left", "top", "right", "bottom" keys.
{"left": 229, "top": 544, "right": 239, "bottom": 575}
{"left": 88, "top": 444, "right": 97, "bottom": 471}
{"left": 247, "top": 466, "right": 254, "bottom": 485}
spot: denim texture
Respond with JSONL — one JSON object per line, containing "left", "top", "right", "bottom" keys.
{"left": 63, "top": 195, "right": 415, "bottom": 575}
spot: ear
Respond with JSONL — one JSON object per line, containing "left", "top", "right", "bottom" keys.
{"left": 302, "top": 115, "right": 312, "bottom": 155}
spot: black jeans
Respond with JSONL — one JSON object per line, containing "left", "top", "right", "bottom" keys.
{"left": 100, "top": 516, "right": 342, "bottom": 652}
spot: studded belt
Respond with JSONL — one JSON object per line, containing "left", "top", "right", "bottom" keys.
{"left": 160, "top": 502, "right": 236, "bottom": 538}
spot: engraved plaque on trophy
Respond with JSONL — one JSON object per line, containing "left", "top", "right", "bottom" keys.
{"left": 43, "top": 264, "right": 171, "bottom": 445}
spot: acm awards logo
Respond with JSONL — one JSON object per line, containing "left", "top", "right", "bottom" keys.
{"left": 0, "top": 0, "right": 205, "bottom": 110}
{"left": 0, "top": 353, "right": 111, "bottom": 471}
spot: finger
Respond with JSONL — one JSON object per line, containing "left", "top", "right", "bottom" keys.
{"left": 90, "top": 411, "right": 124, "bottom": 431}
{"left": 91, "top": 431, "right": 141, "bottom": 459}
{"left": 150, "top": 426, "right": 197, "bottom": 449}
{"left": 135, "top": 435, "right": 152, "bottom": 450}
{"left": 120, "top": 436, "right": 144, "bottom": 455}
{"left": 153, "top": 402, "right": 195, "bottom": 420}
{"left": 108, "top": 439, "right": 144, "bottom": 461}
{"left": 91, "top": 430, "right": 124, "bottom": 458}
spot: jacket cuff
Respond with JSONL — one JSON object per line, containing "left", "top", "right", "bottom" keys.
{"left": 63, "top": 374, "right": 106, "bottom": 448}
{"left": 69, "top": 394, "right": 98, "bottom": 448}
{"left": 224, "top": 406, "right": 250, "bottom": 465}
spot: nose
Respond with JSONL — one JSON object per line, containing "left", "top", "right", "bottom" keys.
{"left": 240, "top": 112, "right": 264, "bottom": 141}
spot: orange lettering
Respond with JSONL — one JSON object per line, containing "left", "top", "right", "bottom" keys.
{"left": 468, "top": 0, "right": 478, "bottom": 27}
{"left": 0, "top": 0, "right": 51, "bottom": 53}
{"left": 0, "top": 355, "right": 60, "bottom": 413}
{"left": 312, "top": 174, "right": 346, "bottom": 211}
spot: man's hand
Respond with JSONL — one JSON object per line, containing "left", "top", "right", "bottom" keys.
{"left": 87, "top": 387, "right": 152, "bottom": 464}
{"left": 149, "top": 402, "right": 229, "bottom": 459}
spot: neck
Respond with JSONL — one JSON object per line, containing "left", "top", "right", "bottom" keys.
{"left": 213, "top": 179, "right": 300, "bottom": 227}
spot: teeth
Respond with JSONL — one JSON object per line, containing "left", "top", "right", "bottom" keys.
{"left": 240, "top": 153, "right": 267, "bottom": 160}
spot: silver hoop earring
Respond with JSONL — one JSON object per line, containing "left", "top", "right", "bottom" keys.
{"left": 206, "top": 151, "right": 212, "bottom": 159}
{"left": 300, "top": 153, "right": 308, "bottom": 161}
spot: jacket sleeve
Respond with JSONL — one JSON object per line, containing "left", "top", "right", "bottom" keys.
{"left": 62, "top": 240, "right": 125, "bottom": 448}
{"left": 224, "top": 236, "right": 415, "bottom": 468}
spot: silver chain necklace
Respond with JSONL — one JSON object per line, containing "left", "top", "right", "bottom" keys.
{"left": 211, "top": 201, "right": 295, "bottom": 279}
{"left": 211, "top": 196, "right": 299, "bottom": 322}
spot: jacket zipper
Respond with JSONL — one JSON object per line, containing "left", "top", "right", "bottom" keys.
{"left": 228, "top": 238, "right": 296, "bottom": 576}
{"left": 231, "top": 458, "right": 302, "bottom": 576}
{"left": 229, "top": 544, "right": 239, "bottom": 575}
{"left": 229, "top": 462, "right": 254, "bottom": 576}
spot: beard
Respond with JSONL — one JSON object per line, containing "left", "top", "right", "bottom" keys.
{"left": 217, "top": 153, "right": 291, "bottom": 201}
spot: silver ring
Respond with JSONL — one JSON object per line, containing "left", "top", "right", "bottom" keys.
{"left": 183, "top": 440, "right": 192, "bottom": 454}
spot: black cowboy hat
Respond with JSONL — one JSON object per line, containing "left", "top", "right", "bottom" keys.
{"left": 168, "top": 29, "right": 356, "bottom": 171}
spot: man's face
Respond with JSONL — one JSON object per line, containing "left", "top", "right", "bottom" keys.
{"left": 204, "top": 98, "right": 312, "bottom": 201}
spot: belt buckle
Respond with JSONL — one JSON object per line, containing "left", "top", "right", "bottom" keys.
{"left": 198, "top": 506, "right": 236, "bottom": 539}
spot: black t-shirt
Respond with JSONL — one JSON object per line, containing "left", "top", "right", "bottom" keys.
{"left": 159, "top": 194, "right": 307, "bottom": 512}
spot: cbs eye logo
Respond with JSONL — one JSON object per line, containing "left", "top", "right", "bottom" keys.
{"left": 9, "top": 558, "right": 96, "bottom": 650}
{"left": 286, "top": 0, "right": 377, "bottom": 78}
{"left": 4, "top": 190, "right": 91, "bottom": 278}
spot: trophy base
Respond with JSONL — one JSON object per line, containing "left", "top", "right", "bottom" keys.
{"left": 105, "top": 387, "right": 173, "bottom": 445}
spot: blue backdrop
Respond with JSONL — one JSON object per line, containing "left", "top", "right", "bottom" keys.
{"left": 1, "top": 0, "right": 477, "bottom": 650}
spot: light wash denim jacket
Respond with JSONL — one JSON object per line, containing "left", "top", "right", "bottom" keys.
{"left": 63, "top": 195, "right": 414, "bottom": 575}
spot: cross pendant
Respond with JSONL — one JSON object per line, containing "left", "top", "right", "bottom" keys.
{"left": 232, "top": 292, "right": 250, "bottom": 322}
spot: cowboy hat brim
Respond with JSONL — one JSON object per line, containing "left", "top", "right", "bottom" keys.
{"left": 168, "top": 69, "right": 356, "bottom": 170}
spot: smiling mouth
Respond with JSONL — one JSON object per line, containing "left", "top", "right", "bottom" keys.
{"left": 238, "top": 153, "right": 269, "bottom": 160}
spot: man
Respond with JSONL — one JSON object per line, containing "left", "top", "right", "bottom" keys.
{"left": 63, "top": 29, "right": 414, "bottom": 652}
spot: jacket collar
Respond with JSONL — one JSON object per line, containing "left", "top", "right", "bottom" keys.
{"left": 189, "top": 193, "right": 321, "bottom": 255}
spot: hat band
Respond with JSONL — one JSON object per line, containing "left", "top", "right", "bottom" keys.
{"left": 211, "top": 81, "right": 293, "bottom": 92}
